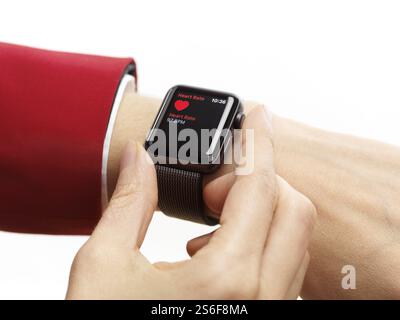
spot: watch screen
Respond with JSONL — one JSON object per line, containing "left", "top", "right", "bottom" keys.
{"left": 147, "top": 86, "right": 239, "bottom": 167}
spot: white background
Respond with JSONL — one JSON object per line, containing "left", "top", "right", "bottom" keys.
{"left": 1, "top": 0, "right": 400, "bottom": 299}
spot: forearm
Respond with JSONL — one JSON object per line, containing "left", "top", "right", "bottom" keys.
{"left": 272, "top": 116, "right": 400, "bottom": 299}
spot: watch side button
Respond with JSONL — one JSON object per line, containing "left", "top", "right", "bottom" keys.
{"left": 234, "top": 112, "right": 245, "bottom": 129}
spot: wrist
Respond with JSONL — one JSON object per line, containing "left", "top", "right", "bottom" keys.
{"left": 106, "top": 94, "right": 270, "bottom": 202}
{"left": 107, "top": 90, "right": 160, "bottom": 198}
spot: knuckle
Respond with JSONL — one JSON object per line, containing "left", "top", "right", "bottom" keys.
{"left": 249, "top": 167, "right": 276, "bottom": 192}
{"left": 71, "top": 241, "right": 105, "bottom": 272}
{"left": 72, "top": 240, "right": 125, "bottom": 273}
{"left": 293, "top": 193, "right": 317, "bottom": 230}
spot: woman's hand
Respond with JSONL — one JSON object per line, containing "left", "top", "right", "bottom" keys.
{"left": 66, "top": 106, "right": 316, "bottom": 299}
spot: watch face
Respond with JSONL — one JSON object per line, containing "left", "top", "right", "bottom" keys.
{"left": 145, "top": 85, "right": 241, "bottom": 173}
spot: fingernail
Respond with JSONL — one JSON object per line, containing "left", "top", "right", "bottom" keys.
{"left": 120, "top": 140, "right": 138, "bottom": 171}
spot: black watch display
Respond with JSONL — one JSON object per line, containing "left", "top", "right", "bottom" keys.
{"left": 145, "top": 85, "right": 244, "bottom": 225}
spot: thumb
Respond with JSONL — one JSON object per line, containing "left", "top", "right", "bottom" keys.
{"left": 91, "top": 141, "right": 158, "bottom": 249}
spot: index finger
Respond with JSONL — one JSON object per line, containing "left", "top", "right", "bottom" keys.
{"left": 203, "top": 106, "right": 277, "bottom": 259}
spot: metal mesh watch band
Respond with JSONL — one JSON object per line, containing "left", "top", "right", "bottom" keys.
{"left": 155, "top": 165, "right": 218, "bottom": 225}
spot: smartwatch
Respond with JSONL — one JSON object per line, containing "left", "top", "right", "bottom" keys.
{"left": 145, "top": 85, "right": 244, "bottom": 225}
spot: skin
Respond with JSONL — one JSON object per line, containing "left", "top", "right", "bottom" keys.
{"left": 103, "top": 82, "right": 400, "bottom": 299}
{"left": 66, "top": 107, "right": 316, "bottom": 299}
{"left": 272, "top": 117, "right": 400, "bottom": 299}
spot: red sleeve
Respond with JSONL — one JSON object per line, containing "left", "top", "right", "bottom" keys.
{"left": 0, "top": 42, "right": 136, "bottom": 235}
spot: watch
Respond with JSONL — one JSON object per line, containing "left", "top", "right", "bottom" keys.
{"left": 145, "top": 85, "right": 244, "bottom": 225}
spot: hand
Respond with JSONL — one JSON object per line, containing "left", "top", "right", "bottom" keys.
{"left": 66, "top": 106, "right": 316, "bottom": 299}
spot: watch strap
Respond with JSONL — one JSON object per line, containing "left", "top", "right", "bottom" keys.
{"left": 155, "top": 165, "right": 218, "bottom": 225}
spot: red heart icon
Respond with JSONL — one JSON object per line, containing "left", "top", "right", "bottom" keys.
{"left": 174, "top": 100, "right": 190, "bottom": 111}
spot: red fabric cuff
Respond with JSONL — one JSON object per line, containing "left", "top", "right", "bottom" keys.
{"left": 0, "top": 42, "right": 136, "bottom": 234}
